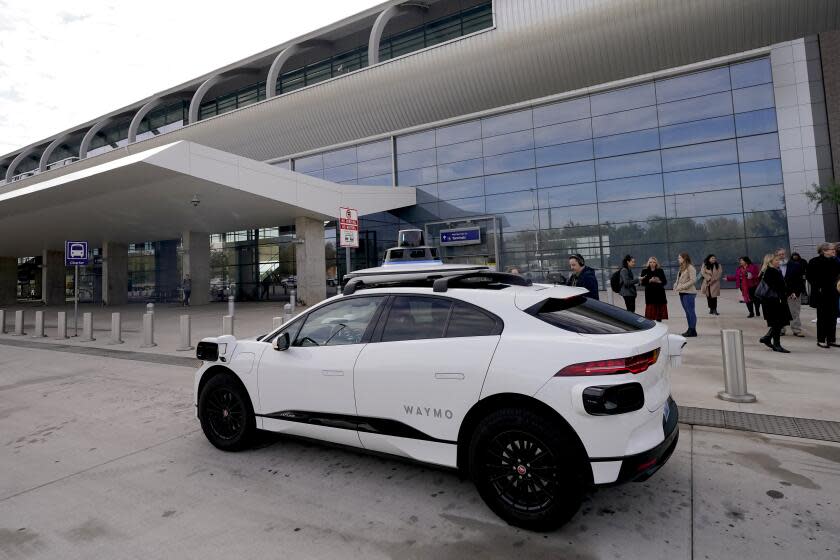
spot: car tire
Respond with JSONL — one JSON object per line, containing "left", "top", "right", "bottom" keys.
{"left": 198, "top": 374, "right": 256, "bottom": 451}
{"left": 468, "top": 408, "right": 587, "bottom": 531}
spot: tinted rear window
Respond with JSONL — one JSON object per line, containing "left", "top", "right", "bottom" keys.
{"left": 527, "top": 296, "right": 655, "bottom": 334}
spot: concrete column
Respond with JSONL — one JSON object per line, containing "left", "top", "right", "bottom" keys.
{"left": 182, "top": 231, "right": 210, "bottom": 305}
{"left": 102, "top": 241, "right": 128, "bottom": 306}
{"left": 155, "top": 240, "right": 180, "bottom": 302}
{"left": 41, "top": 249, "right": 65, "bottom": 305}
{"left": 0, "top": 257, "right": 16, "bottom": 305}
{"left": 294, "top": 216, "right": 326, "bottom": 306}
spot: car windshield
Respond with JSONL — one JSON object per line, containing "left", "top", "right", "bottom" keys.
{"left": 526, "top": 296, "right": 655, "bottom": 334}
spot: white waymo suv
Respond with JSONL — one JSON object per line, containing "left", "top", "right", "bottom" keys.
{"left": 194, "top": 265, "right": 684, "bottom": 530}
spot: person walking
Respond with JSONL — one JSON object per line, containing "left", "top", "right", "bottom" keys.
{"left": 776, "top": 248, "right": 805, "bottom": 337}
{"left": 182, "top": 274, "right": 192, "bottom": 307}
{"left": 567, "top": 254, "right": 599, "bottom": 300}
{"left": 700, "top": 254, "right": 722, "bottom": 315}
{"left": 261, "top": 273, "right": 272, "bottom": 301}
{"left": 674, "top": 252, "right": 697, "bottom": 337}
{"left": 640, "top": 256, "right": 668, "bottom": 321}
{"left": 726, "top": 257, "right": 761, "bottom": 318}
{"left": 757, "top": 253, "right": 792, "bottom": 353}
{"left": 807, "top": 242, "right": 840, "bottom": 348}
{"left": 619, "top": 255, "right": 639, "bottom": 313}
{"left": 790, "top": 252, "right": 809, "bottom": 304}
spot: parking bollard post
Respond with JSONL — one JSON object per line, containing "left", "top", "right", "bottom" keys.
{"left": 0, "top": 309, "right": 6, "bottom": 334}
{"left": 140, "top": 312, "right": 156, "bottom": 348}
{"left": 32, "top": 310, "right": 46, "bottom": 338}
{"left": 290, "top": 289, "right": 296, "bottom": 314}
{"left": 283, "top": 303, "right": 292, "bottom": 324}
{"left": 222, "top": 315, "right": 234, "bottom": 336}
{"left": 109, "top": 312, "right": 123, "bottom": 344}
{"left": 717, "top": 329, "right": 756, "bottom": 403}
{"left": 177, "top": 315, "right": 193, "bottom": 351}
{"left": 273, "top": 316, "right": 284, "bottom": 330}
{"left": 56, "top": 311, "right": 68, "bottom": 339}
{"left": 81, "top": 312, "right": 95, "bottom": 341}
{"left": 146, "top": 302, "right": 154, "bottom": 315}
{"left": 228, "top": 295, "right": 235, "bottom": 318}
{"left": 12, "top": 310, "right": 26, "bottom": 336}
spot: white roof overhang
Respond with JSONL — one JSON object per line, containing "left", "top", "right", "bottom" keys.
{"left": 0, "top": 141, "right": 415, "bottom": 256}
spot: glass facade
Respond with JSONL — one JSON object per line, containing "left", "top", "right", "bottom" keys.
{"left": 293, "top": 57, "right": 786, "bottom": 286}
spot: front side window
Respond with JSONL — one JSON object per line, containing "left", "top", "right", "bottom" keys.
{"left": 527, "top": 296, "right": 655, "bottom": 334}
{"left": 381, "top": 296, "right": 452, "bottom": 342}
{"left": 294, "top": 297, "right": 384, "bottom": 347}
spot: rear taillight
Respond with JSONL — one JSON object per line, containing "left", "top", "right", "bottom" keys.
{"left": 555, "top": 348, "right": 660, "bottom": 377}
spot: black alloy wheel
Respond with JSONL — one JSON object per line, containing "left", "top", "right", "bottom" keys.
{"left": 198, "top": 374, "right": 256, "bottom": 451}
{"left": 483, "top": 430, "right": 559, "bottom": 513}
{"left": 469, "top": 408, "right": 586, "bottom": 531}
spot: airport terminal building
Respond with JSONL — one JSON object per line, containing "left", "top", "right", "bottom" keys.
{"left": 2, "top": 0, "right": 839, "bottom": 306}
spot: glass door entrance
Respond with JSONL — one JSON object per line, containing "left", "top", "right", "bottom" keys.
{"left": 424, "top": 217, "right": 500, "bottom": 270}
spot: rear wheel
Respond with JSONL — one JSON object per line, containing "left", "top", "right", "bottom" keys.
{"left": 198, "top": 374, "right": 256, "bottom": 451}
{"left": 469, "top": 408, "right": 587, "bottom": 531}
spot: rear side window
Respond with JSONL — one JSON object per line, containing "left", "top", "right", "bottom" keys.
{"left": 446, "top": 302, "right": 499, "bottom": 337}
{"left": 382, "top": 296, "right": 451, "bottom": 342}
{"left": 527, "top": 296, "right": 655, "bottom": 334}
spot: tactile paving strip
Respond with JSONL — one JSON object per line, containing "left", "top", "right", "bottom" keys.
{"left": 679, "top": 406, "right": 840, "bottom": 443}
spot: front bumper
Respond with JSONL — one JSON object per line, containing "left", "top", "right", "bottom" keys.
{"left": 593, "top": 397, "right": 679, "bottom": 485}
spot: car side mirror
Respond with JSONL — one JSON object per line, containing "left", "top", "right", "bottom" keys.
{"left": 272, "top": 332, "right": 290, "bottom": 351}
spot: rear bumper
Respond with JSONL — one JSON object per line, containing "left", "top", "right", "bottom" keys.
{"left": 592, "top": 397, "right": 679, "bottom": 485}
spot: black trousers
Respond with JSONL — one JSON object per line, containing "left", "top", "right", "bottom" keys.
{"left": 746, "top": 287, "right": 761, "bottom": 316}
{"left": 707, "top": 296, "right": 717, "bottom": 312}
{"left": 624, "top": 296, "right": 636, "bottom": 314}
{"left": 816, "top": 302, "right": 838, "bottom": 343}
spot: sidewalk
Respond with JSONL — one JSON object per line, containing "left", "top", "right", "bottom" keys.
{"left": 1, "top": 290, "right": 837, "bottom": 422}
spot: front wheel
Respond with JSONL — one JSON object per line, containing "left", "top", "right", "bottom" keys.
{"left": 469, "top": 408, "right": 587, "bottom": 531}
{"left": 198, "top": 374, "right": 256, "bottom": 451}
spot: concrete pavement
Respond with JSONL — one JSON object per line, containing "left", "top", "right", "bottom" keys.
{"left": 1, "top": 346, "right": 838, "bottom": 559}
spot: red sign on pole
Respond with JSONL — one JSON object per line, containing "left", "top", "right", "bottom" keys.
{"left": 339, "top": 207, "right": 359, "bottom": 248}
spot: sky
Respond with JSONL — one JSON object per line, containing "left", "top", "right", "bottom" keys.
{"left": 0, "top": 0, "right": 383, "bottom": 155}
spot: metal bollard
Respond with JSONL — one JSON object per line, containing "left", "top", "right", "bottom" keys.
{"left": 109, "top": 312, "right": 123, "bottom": 345}
{"left": 290, "top": 289, "right": 296, "bottom": 314}
{"left": 56, "top": 311, "right": 68, "bottom": 339}
{"left": 0, "top": 309, "right": 6, "bottom": 334}
{"left": 140, "top": 312, "right": 156, "bottom": 347}
{"left": 717, "top": 329, "right": 756, "bottom": 403}
{"left": 32, "top": 310, "right": 46, "bottom": 338}
{"left": 283, "top": 303, "right": 292, "bottom": 324}
{"left": 12, "top": 310, "right": 26, "bottom": 336}
{"left": 272, "top": 316, "right": 284, "bottom": 330}
{"left": 222, "top": 315, "right": 234, "bottom": 336}
{"left": 228, "top": 295, "right": 235, "bottom": 318}
{"left": 177, "top": 315, "right": 193, "bottom": 351}
{"left": 81, "top": 312, "right": 95, "bottom": 341}
{"left": 146, "top": 302, "right": 154, "bottom": 315}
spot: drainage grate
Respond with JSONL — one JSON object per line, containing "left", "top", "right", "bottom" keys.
{"left": 679, "top": 406, "right": 840, "bottom": 443}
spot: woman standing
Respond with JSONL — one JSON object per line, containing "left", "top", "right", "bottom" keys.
{"left": 807, "top": 242, "right": 840, "bottom": 348}
{"left": 700, "top": 254, "right": 722, "bottom": 315}
{"left": 758, "top": 253, "right": 792, "bottom": 353}
{"left": 674, "top": 252, "right": 697, "bottom": 337}
{"left": 726, "top": 257, "right": 761, "bottom": 318}
{"left": 619, "top": 255, "right": 640, "bottom": 313}
{"left": 640, "top": 257, "right": 668, "bottom": 321}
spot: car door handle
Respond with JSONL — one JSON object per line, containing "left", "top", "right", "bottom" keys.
{"left": 434, "top": 372, "right": 465, "bottom": 380}
{"left": 321, "top": 369, "right": 345, "bottom": 376}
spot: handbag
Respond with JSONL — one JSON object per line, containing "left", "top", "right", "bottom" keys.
{"left": 754, "top": 276, "right": 778, "bottom": 302}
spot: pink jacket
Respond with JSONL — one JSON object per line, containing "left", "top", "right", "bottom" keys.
{"left": 726, "top": 264, "right": 760, "bottom": 302}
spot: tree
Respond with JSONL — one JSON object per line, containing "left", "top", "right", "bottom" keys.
{"left": 805, "top": 181, "right": 840, "bottom": 209}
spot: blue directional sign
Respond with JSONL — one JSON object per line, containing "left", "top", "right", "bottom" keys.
{"left": 65, "top": 241, "right": 89, "bottom": 266}
{"left": 440, "top": 227, "right": 481, "bottom": 246}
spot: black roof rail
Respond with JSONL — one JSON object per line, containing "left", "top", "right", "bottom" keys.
{"left": 341, "top": 270, "right": 531, "bottom": 296}
{"left": 432, "top": 271, "right": 532, "bottom": 293}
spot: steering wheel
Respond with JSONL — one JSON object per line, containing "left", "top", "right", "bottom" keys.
{"left": 324, "top": 323, "right": 359, "bottom": 345}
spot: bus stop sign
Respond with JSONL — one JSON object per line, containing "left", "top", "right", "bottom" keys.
{"left": 65, "top": 241, "right": 89, "bottom": 266}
